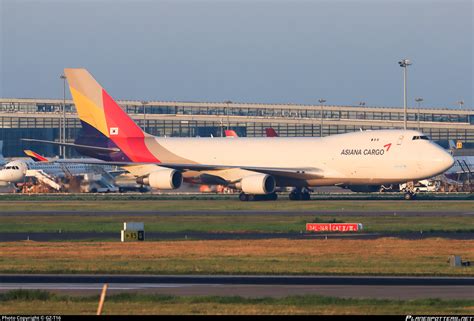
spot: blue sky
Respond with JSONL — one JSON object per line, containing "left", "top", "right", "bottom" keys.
{"left": 1, "top": 0, "right": 472, "bottom": 108}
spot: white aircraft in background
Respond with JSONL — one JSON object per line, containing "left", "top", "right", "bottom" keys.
{"left": 24, "top": 68, "right": 454, "bottom": 200}
{"left": 444, "top": 155, "right": 473, "bottom": 180}
{"left": 0, "top": 150, "right": 119, "bottom": 192}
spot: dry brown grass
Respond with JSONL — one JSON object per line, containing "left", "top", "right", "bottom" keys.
{"left": 1, "top": 238, "right": 473, "bottom": 275}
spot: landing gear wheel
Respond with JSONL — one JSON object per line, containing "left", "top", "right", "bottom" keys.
{"left": 239, "top": 192, "right": 249, "bottom": 202}
{"left": 289, "top": 187, "right": 311, "bottom": 201}
{"left": 239, "top": 192, "right": 278, "bottom": 201}
{"left": 404, "top": 192, "right": 416, "bottom": 200}
{"left": 302, "top": 192, "right": 311, "bottom": 201}
{"left": 267, "top": 192, "right": 278, "bottom": 201}
{"left": 289, "top": 192, "right": 300, "bottom": 201}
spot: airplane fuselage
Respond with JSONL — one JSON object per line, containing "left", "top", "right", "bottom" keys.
{"left": 0, "top": 159, "right": 113, "bottom": 183}
{"left": 140, "top": 129, "right": 454, "bottom": 187}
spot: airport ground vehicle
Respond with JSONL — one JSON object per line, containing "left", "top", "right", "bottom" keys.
{"left": 400, "top": 180, "right": 440, "bottom": 193}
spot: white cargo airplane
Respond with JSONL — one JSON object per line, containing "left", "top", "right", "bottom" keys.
{"left": 23, "top": 68, "right": 454, "bottom": 200}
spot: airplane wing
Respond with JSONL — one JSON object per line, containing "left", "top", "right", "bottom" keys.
{"left": 55, "top": 159, "right": 325, "bottom": 181}
{"left": 21, "top": 138, "right": 120, "bottom": 153}
{"left": 239, "top": 167, "right": 323, "bottom": 180}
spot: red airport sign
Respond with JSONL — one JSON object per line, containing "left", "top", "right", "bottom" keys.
{"left": 306, "top": 223, "right": 363, "bottom": 232}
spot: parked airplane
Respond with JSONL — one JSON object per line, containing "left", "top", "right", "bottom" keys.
{"left": 23, "top": 68, "right": 454, "bottom": 200}
{"left": 0, "top": 151, "right": 119, "bottom": 192}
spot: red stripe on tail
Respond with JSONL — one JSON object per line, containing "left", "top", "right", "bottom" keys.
{"left": 102, "top": 90, "right": 160, "bottom": 162}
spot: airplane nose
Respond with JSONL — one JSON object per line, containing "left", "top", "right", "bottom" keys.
{"left": 434, "top": 148, "right": 454, "bottom": 174}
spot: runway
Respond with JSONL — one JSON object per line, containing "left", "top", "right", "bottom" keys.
{"left": 1, "top": 210, "right": 473, "bottom": 217}
{"left": 2, "top": 231, "right": 474, "bottom": 241}
{"left": 2, "top": 275, "right": 473, "bottom": 299}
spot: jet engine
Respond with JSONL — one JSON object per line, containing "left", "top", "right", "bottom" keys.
{"left": 238, "top": 174, "right": 276, "bottom": 195}
{"left": 136, "top": 168, "right": 182, "bottom": 190}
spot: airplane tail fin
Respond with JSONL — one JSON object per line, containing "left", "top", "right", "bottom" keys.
{"left": 448, "top": 140, "right": 456, "bottom": 150}
{"left": 64, "top": 68, "right": 158, "bottom": 162}
{"left": 24, "top": 150, "right": 48, "bottom": 162}
{"left": 265, "top": 128, "right": 279, "bottom": 137}
{"left": 224, "top": 129, "right": 239, "bottom": 138}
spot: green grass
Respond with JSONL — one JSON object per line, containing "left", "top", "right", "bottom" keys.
{"left": 0, "top": 199, "right": 473, "bottom": 212}
{"left": 1, "top": 290, "right": 473, "bottom": 314}
{"left": 1, "top": 213, "right": 473, "bottom": 234}
{"left": 0, "top": 193, "right": 472, "bottom": 202}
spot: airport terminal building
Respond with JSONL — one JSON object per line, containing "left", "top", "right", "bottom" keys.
{"left": 0, "top": 98, "right": 473, "bottom": 157}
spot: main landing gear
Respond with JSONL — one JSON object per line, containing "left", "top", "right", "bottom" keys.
{"left": 289, "top": 187, "right": 311, "bottom": 201}
{"left": 239, "top": 192, "right": 278, "bottom": 201}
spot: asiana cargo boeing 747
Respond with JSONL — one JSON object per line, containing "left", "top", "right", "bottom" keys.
{"left": 24, "top": 69, "right": 454, "bottom": 201}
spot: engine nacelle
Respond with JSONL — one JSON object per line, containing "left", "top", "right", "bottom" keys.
{"left": 239, "top": 174, "right": 276, "bottom": 195}
{"left": 137, "top": 168, "right": 182, "bottom": 190}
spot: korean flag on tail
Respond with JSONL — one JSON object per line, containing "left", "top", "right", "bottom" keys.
{"left": 110, "top": 127, "right": 119, "bottom": 136}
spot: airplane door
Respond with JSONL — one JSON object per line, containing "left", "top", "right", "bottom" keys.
{"left": 397, "top": 135, "right": 404, "bottom": 145}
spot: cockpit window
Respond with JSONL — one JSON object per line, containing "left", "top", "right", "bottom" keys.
{"left": 4, "top": 165, "right": 20, "bottom": 170}
{"left": 412, "top": 135, "right": 430, "bottom": 141}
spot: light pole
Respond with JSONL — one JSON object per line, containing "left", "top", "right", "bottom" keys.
{"left": 318, "top": 99, "right": 326, "bottom": 137}
{"left": 60, "top": 74, "right": 67, "bottom": 158}
{"left": 141, "top": 101, "right": 148, "bottom": 132}
{"left": 398, "top": 59, "right": 412, "bottom": 130}
{"left": 457, "top": 100, "right": 464, "bottom": 109}
{"left": 224, "top": 100, "right": 232, "bottom": 132}
{"left": 415, "top": 97, "right": 423, "bottom": 131}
